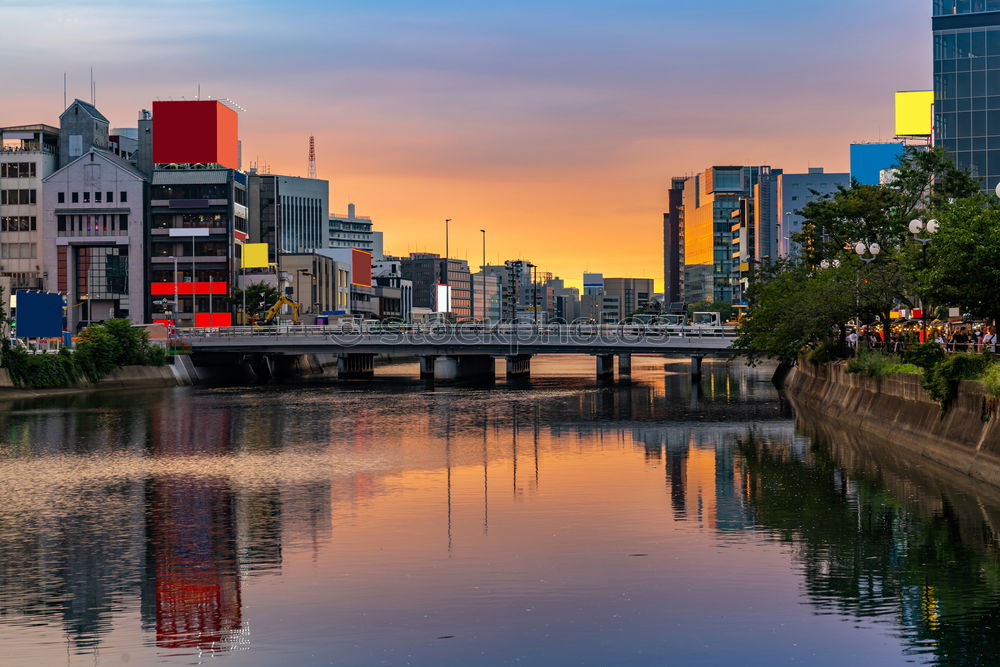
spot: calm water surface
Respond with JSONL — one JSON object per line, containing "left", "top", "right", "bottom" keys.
{"left": 1, "top": 356, "right": 999, "bottom": 666}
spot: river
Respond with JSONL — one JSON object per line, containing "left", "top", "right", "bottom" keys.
{"left": 0, "top": 355, "right": 998, "bottom": 666}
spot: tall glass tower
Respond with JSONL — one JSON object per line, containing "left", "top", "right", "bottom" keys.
{"left": 933, "top": 1, "right": 1000, "bottom": 190}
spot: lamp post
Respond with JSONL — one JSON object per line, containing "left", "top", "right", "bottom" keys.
{"left": 169, "top": 255, "right": 178, "bottom": 328}
{"left": 909, "top": 218, "right": 939, "bottom": 341}
{"left": 444, "top": 218, "right": 452, "bottom": 284}
{"left": 854, "top": 241, "right": 881, "bottom": 341}
{"left": 296, "top": 269, "right": 311, "bottom": 319}
{"left": 480, "top": 229, "right": 486, "bottom": 323}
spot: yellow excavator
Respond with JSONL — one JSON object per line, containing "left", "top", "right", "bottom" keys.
{"left": 257, "top": 295, "right": 300, "bottom": 325}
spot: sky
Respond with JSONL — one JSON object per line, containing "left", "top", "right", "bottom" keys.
{"left": 0, "top": 0, "right": 931, "bottom": 290}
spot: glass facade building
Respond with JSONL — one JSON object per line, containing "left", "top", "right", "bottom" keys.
{"left": 933, "top": 1, "right": 1000, "bottom": 189}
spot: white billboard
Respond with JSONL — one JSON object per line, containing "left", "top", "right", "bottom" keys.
{"left": 435, "top": 284, "right": 452, "bottom": 313}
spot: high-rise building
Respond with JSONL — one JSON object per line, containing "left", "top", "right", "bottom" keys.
{"left": 471, "top": 272, "right": 501, "bottom": 323}
{"left": 663, "top": 178, "right": 685, "bottom": 305}
{"left": 775, "top": 168, "right": 850, "bottom": 259}
{"left": 932, "top": 1, "right": 1000, "bottom": 189}
{"left": 678, "top": 166, "right": 766, "bottom": 303}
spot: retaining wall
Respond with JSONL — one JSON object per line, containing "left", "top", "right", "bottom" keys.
{"left": 783, "top": 361, "right": 1000, "bottom": 487}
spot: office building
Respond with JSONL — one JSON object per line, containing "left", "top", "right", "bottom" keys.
{"left": 663, "top": 177, "right": 685, "bottom": 305}
{"left": 281, "top": 252, "right": 351, "bottom": 318}
{"left": 933, "top": 2, "right": 1000, "bottom": 189}
{"left": 678, "top": 166, "right": 766, "bottom": 303}
{"left": 0, "top": 124, "right": 59, "bottom": 291}
{"left": 146, "top": 100, "right": 247, "bottom": 327}
{"left": 400, "top": 253, "right": 471, "bottom": 320}
{"left": 547, "top": 277, "right": 580, "bottom": 322}
{"left": 775, "top": 168, "right": 850, "bottom": 259}
{"left": 248, "top": 172, "right": 328, "bottom": 261}
{"left": 318, "top": 247, "right": 376, "bottom": 318}
{"left": 471, "top": 272, "right": 501, "bottom": 323}
{"left": 43, "top": 149, "right": 147, "bottom": 328}
{"left": 604, "top": 277, "right": 655, "bottom": 316}
{"left": 374, "top": 257, "right": 413, "bottom": 322}
{"left": 328, "top": 204, "right": 375, "bottom": 253}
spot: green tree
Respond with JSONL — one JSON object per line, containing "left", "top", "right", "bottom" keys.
{"left": 922, "top": 196, "right": 1000, "bottom": 326}
{"left": 229, "top": 282, "right": 281, "bottom": 322}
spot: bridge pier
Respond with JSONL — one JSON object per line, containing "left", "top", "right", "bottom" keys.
{"left": 434, "top": 355, "right": 496, "bottom": 382}
{"left": 618, "top": 352, "right": 632, "bottom": 380}
{"left": 505, "top": 354, "right": 532, "bottom": 381}
{"left": 596, "top": 354, "right": 615, "bottom": 381}
{"left": 338, "top": 353, "right": 375, "bottom": 379}
{"left": 249, "top": 354, "right": 275, "bottom": 384}
{"left": 419, "top": 355, "right": 436, "bottom": 380}
{"left": 690, "top": 355, "right": 704, "bottom": 379}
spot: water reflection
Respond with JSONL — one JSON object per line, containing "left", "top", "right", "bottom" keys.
{"left": 0, "top": 357, "right": 997, "bottom": 664}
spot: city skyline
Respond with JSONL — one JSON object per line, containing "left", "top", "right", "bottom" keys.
{"left": 2, "top": 0, "right": 930, "bottom": 290}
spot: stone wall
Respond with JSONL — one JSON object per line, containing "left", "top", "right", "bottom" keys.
{"left": 783, "top": 361, "right": 1000, "bottom": 487}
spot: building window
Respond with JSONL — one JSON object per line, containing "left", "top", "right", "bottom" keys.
{"left": 120, "top": 191, "right": 127, "bottom": 203}
{"left": 72, "top": 192, "right": 79, "bottom": 203}
{"left": 107, "top": 191, "right": 113, "bottom": 203}
{"left": 0, "top": 163, "right": 36, "bottom": 178}
{"left": 95, "top": 191, "right": 102, "bottom": 203}
{"left": 0, "top": 189, "right": 36, "bottom": 205}
{"left": 83, "top": 192, "right": 90, "bottom": 203}
{"left": 58, "top": 192, "right": 65, "bottom": 204}
{"left": 119, "top": 214, "right": 127, "bottom": 230}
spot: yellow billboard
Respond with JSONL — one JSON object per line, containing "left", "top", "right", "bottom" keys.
{"left": 895, "top": 91, "right": 934, "bottom": 137}
{"left": 241, "top": 243, "right": 269, "bottom": 269}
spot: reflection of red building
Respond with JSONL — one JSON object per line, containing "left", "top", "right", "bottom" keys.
{"left": 147, "top": 476, "right": 242, "bottom": 651}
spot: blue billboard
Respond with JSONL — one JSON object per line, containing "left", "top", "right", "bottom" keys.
{"left": 850, "top": 143, "right": 905, "bottom": 186}
{"left": 15, "top": 291, "right": 64, "bottom": 338}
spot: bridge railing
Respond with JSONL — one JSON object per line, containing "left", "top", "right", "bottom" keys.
{"left": 173, "top": 323, "right": 738, "bottom": 349}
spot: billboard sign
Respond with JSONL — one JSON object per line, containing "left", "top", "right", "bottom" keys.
{"left": 435, "top": 284, "right": 452, "bottom": 313}
{"left": 15, "top": 291, "right": 64, "bottom": 338}
{"left": 152, "top": 100, "right": 239, "bottom": 169}
{"left": 895, "top": 91, "right": 934, "bottom": 137}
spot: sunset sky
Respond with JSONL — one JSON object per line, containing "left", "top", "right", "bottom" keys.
{"left": 2, "top": 0, "right": 931, "bottom": 290}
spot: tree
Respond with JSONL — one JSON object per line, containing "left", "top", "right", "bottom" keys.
{"left": 735, "top": 259, "right": 858, "bottom": 365}
{"left": 923, "top": 196, "right": 1000, "bottom": 326}
{"left": 228, "top": 282, "right": 281, "bottom": 322}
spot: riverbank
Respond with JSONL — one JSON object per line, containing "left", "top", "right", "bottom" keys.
{"left": 781, "top": 360, "right": 1000, "bottom": 487}
{"left": 0, "top": 356, "right": 194, "bottom": 400}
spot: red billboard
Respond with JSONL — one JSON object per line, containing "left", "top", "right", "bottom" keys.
{"left": 351, "top": 249, "right": 372, "bottom": 286}
{"left": 152, "top": 101, "right": 239, "bottom": 169}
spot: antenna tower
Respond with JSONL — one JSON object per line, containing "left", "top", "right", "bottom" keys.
{"left": 308, "top": 135, "right": 317, "bottom": 179}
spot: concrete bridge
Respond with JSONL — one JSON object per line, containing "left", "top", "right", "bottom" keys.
{"left": 174, "top": 323, "right": 739, "bottom": 382}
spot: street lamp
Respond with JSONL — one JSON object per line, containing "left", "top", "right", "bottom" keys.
{"left": 819, "top": 259, "right": 841, "bottom": 269}
{"left": 854, "top": 241, "right": 881, "bottom": 264}
{"left": 480, "top": 229, "right": 486, "bottom": 323}
{"left": 444, "top": 218, "right": 452, "bottom": 284}
{"left": 295, "top": 269, "right": 311, "bottom": 318}
{"left": 526, "top": 262, "right": 538, "bottom": 326}
{"left": 909, "top": 218, "right": 939, "bottom": 341}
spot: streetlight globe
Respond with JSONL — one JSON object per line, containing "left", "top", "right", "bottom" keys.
{"left": 832, "top": 259, "right": 841, "bottom": 268}
{"left": 927, "top": 219, "right": 940, "bottom": 234}
{"left": 854, "top": 242, "right": 866, "bottom": 256}
{"left": 909, "top": 219, "right": 924, "bottom": 234}
{"left": 870, "top": 243, "right": 881, "bottom": 255}
{"left": 820, "top": 260, "right": 830, "bottom": 269}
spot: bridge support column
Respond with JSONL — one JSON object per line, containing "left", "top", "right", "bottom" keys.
{"left": 596, "top": 354, "right": 615, "bottom": 381}
{"left": 338, "top": 353, "right": 375, "bottom": 379}
{"left": 618, "top": 352, "right": 632, "bottom": 380}
{"left": 690, "top": 355, "right": 703, "bottom": 379}
{"left": 434, "top": 356, "right": 460, "bottom": 381}
{"left": 459, "top": 355, "right": 496, "bottom": 383}
{"left": 505, "top": 354, "right": 531, "bottom": 380}
{"left": 419, "top": 355, "right": 436, "bottom": 380}
{"left": 248, "top": 354, "right": 275, "bottom": 384}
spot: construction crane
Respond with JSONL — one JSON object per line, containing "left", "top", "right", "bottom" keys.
{"left": 261, "top": 295, "right": 301, "bottom": 325}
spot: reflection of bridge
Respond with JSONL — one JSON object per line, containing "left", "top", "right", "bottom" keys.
{"left": 176, "top": 324, "right": 738, "bottom": 382}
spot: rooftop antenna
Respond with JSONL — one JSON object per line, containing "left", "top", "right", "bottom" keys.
{"left": 308, "top": 135, "right": 317, "bottom": 179}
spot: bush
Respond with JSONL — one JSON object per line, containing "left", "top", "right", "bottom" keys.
{"left": 903, "top": 341, "right": 946, "bottom": 371}
{"left": 982, "top": 364, "right": 1000, "bottom": 397}
{"left": 923, "top": 353, "right": 993, "bottom": 408}
{"left": 805, "top": 339, "right": 841, "bottom": 365}
{"left": 846, "top": 349, "right": 921, "bottom": 379}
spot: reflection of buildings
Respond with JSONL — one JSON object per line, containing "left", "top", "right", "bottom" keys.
{"left": 143, "top": 477, "right": 243, "bottom": 651}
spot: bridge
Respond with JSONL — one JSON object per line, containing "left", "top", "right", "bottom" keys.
{"left": 174, "top": 323, "right": 739, "bottom": 382}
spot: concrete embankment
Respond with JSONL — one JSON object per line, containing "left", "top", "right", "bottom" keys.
{"left": 782, "top": 361, "right": 1000, "bottom": 487}
{"left": 0, "top": 356, "right": 195, "bottom": 400}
